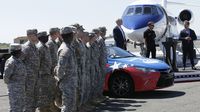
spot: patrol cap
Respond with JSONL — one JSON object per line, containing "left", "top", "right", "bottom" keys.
{"left": 27, "top": 29, "right": 38, "bottom": 36}
{"left": 61, "top": 27, "right": 73, "bottom": 35}
{"left": 71, "top": 23, "right": 85, "bottom": 31}
{"left": 92, "top": 28, "right": 100, "bottom": 34}
{"left": 49, "top": 27, "right": 60, "bottom": 35}
{"left": 37, "top": 31, "right": 48, "bottom": 38}
{"left": 88, "top": 32, "right": 96, "bottom": 38}
{"left": 99, "top": 26, "right": 107, "bottom": 33}
{"left": 10, "top": 43, "right": 22, "bottom": 52}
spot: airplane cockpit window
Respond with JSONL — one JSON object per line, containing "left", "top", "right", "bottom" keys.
{"left": 144, "top": 6, "right": 151, "bottom": 14}
{"left": 135, "top": 7, "right": 142, "bottom": 15}
{"left": 126, "top": 7, "right": 134, "bottom": 16}
{"left": 152, "top": 6, "right": 158, "bottom": 15}
{"left": 157, "top": 6, "right": 164, "bottom": 15}
{"left": 124, "top": 5, "right": 161, "bottom": 16}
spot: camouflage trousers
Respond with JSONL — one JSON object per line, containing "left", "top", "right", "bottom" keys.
{"left": 38, "top": 102, "right": 61, "bottom": 112}
{"left": 36, "top": 75, "right": 61, "bottom": 112}
{"left": 83, "top": 72, "right": 90, "bottom": 104}
{"left": 7, "top": 83, "right": 25, "bottom": 112}
{"left": 97, "top": 67, "right": 106, "bottom": 96}
{"left": 59, "top": 77, "right": 77, "bottom": 112}
{"left": 77, "top": 70, "right": 87, "bottom": 108}
{"left": 24, "top": 75, "right": 37, "bottom": 112}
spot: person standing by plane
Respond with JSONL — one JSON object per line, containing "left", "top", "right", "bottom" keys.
{"left": 144, "top": 21, "right": 156, "bottom": 58}
{"left": 179, "top": 20, "right": 197, "bottom": 70}
{"left": 113, "top": 18, "right": 127, "bottom": 50}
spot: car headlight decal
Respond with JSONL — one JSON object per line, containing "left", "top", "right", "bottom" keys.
{"left": 135, "top": 67, "right": 156, "bottom": 72}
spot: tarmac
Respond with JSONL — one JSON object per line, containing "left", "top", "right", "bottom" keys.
{"left": 126, "top": 42, "right": 200, "bottom": 83}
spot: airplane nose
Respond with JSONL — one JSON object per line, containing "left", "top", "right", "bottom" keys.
{"left": 122, "top": 15, "right": 162, "bottom": 30}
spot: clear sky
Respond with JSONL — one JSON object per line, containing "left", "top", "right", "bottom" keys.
{"left": 1, "top": 0, "right": 200, "bottom": 43}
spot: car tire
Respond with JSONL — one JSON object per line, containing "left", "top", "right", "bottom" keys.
{"left": 109, "top": 72, "right": 134, "bottom": 98}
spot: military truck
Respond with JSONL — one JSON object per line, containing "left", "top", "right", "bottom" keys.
{"left": 0, "top": 48, "right": 11, "bottom": 79}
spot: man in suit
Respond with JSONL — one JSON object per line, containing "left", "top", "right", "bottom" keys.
{"left": 179, "top": 20, "right": 197, "bottom": 70}
{"left": 113, "top": 18, "right": 127, "bottom": 50}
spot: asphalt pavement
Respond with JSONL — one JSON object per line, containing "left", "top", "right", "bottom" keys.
{"left": 92, "top": 81, "right": 200, "bottom": 112}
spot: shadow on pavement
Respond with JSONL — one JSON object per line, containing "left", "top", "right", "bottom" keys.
{"left": 92, "top": 98, "right": 146, "bottom": 112}
{"left": 132, "top": 90, "right": 185, "bottom": 99}
{"left": 92, "top": 90, "right": 185, "bottom": 112}
{"left": 0, "top": 95, "right": 8, "bottom": 97}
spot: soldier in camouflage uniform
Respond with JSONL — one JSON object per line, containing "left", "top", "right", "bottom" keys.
{"left": 71, "top": 23, "right": 87, "bottom": 108}
{"left": 36, "top": 31, "right": 60, "bottom": 112}
{"left": 85, "top": 32, "right": 96, "bottom": 102}
{"left": 98, "top": 27, "right": 107, "bottom": 97}
{"left": 46, "top": 27, "right": 60, "bottom": 73}
{"left": 22, "top": 29, "right": 40, "bottom": 112}
{"left": 56, "top": 27, "right": 78, "bottom": 112}
{"left": 4, "top": 44, "right": 27, "bottom": 112}
{"left": 46, "top": 27, "right": 62, "bottom": 109}
{"left": 82, "top": 31, "right": 91, "bottom": 103}
{"left": 88, "top": 30, "right": 100, "bottom": 99}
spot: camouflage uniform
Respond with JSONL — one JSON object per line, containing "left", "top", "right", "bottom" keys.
{"left": 97, "top": 36, "right": 107, "bottom": 95}
{"left": 46, "top": 38, "right": 58, "bottom": 72}
{"left": 56, "top": 42, "right": 78, "bottom": 112}
{"left": 90, "top": 41, "right": 100, "bottom": 98}
{"left": 4, "top": 56, "right": 27, "bottom": 112}
{"left": 46, "top": 38, "right": 62, "bottom": 109}
{"left": 36, "top": 41, "right": 59, "bottom": 112}
{"left": 22, "top": 41, "right": 40, "bottom": 112}
{"left": 72, "top": 38, "right": 86, "bottom": 107}
{"left": 85, "top": 43, "right": 92, "bottom": 103}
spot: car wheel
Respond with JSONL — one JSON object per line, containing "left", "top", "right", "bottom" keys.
{"left": 109, "top": 72, "right": 134, "bottom": 98}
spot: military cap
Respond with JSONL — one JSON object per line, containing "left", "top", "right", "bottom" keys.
{"left": 37, "top": 31, "right": 48, "bottom": 38}
{"left": 99, "top": 26, "right": 107, "bottom": 33}
{"left": 71, "top": 23, "right": 85, "bottom": 31}
{"left": 10, "top": 43, "right": 22, "bottom": 52}
{"left": 88, "top": 32, "right": 96, "bottom": 38}
{"left": 61, "top": 27, "right": 73, "bottom": 35}
{"left": 27, "top": 29, "right": 38, "bottom": 36}
{"left": 49, "top": 27, "right": 60, "bottom": 35}
{"left": 92, "top": 28, "right": 100, "bottom": 34}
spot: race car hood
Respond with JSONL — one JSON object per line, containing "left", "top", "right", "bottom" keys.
{"left": 108, "top": 57, "right": 170, "bottom": 70}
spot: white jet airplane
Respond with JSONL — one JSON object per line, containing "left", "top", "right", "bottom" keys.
{"left": 121, "top": 0, "right": 200, "bottom": 65}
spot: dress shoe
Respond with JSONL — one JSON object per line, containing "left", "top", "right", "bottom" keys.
{"left": 192, "top": 67, "right": 197, "bottom": 70}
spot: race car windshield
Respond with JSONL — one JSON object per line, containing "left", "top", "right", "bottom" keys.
{"left": 107, "top": 46, "right": 135, "bottom": 58}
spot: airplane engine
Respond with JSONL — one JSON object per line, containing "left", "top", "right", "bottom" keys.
{"left": 178, "top": 9, "right": 193, "bottom": 24}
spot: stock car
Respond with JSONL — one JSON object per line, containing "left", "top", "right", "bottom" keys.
{"left": 103, "top": 46, "right": 174, "bottom": 97}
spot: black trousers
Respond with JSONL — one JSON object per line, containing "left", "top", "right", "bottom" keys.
{"left": 146, "top": 48, "right": 156, "bottom": 59}
{"left": 182, "top": 47, "right": 194, "bottom": 67}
